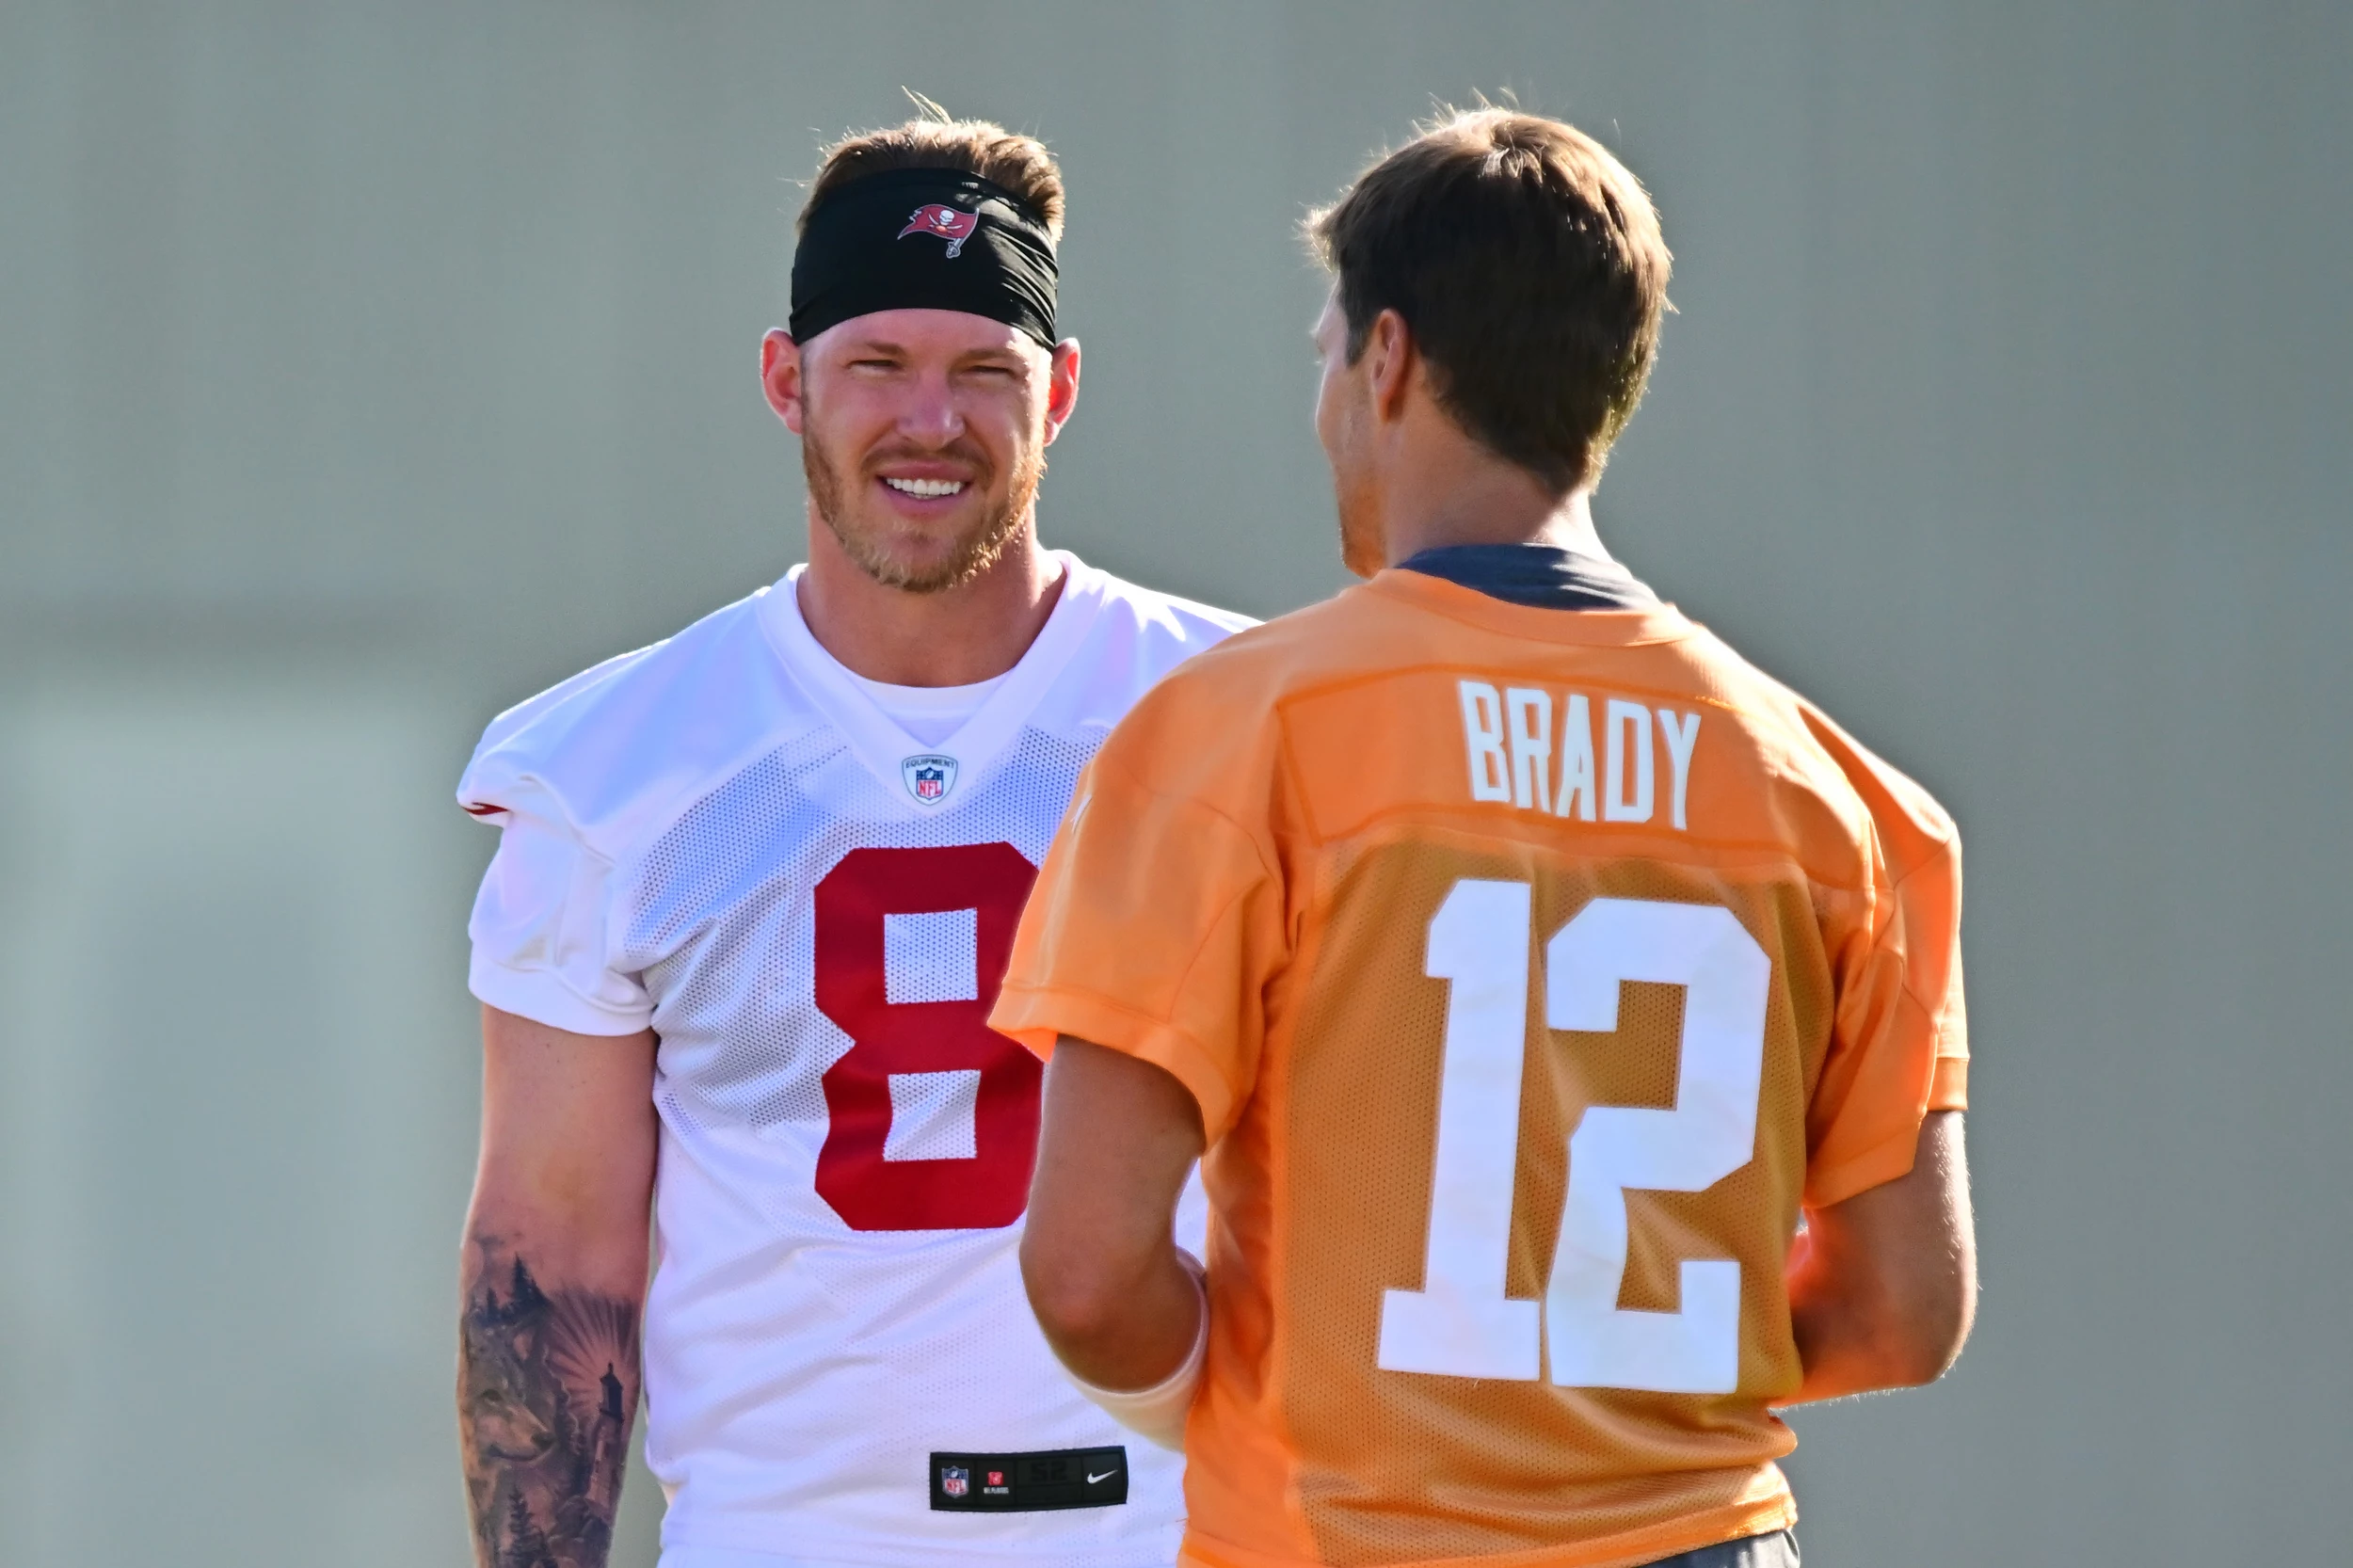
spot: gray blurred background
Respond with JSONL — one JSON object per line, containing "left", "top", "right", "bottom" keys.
{"left": 3, "top": 3, "right": 2347, "bottom": 1564}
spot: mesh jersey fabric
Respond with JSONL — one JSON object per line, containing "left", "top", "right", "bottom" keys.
{"left": 458, "top": 552, "right": 1253, "bottom": 1568}
{"left": 991, "top": 569, "right": 1966, "bottom": 1568}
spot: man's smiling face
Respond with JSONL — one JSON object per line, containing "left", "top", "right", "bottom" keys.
{"left": 784, "top": 309, "right": 1073, "bottom": 594}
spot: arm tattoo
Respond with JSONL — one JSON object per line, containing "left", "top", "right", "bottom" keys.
{"left": 458, "top": 1238, "right": 642, "bottom": 1568}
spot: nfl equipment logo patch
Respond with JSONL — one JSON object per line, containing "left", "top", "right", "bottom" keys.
{"left": 899, "top": 202, "right": 980, "bottom": 258}
{"left": 902, "top": 754, "right": 958, "bottom": 806}
{"left": 930, "top": 1445, "right": 1129, "bottom": 1512}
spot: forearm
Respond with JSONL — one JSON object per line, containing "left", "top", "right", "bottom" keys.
{"left": 1020, "top": 1038, "right": 1208, "bottom": 1392}
{"left": 460, "top": 1009, "right": 659, "bottom": 1568}
{"left": 1028, "top": 1229, "right": 1202, "bottom": 1391}
{"left": 1781, "top": 1226, "right": 1913, "bottom": 1404}
{"left": 1779, "top": 1111, "right": 1977, "bottom": 1406}
{"left": 457, "top": 1213, "right": 648, "bottom": 1568}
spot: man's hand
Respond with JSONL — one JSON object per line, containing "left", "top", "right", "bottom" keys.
{"left": 1020, "top": 1039, "right": 1207, "bottom": 1393}
{"left": 458, "top": 1006, "right": 659, "bottom": 1568}
{"left": 1780, "top": 1110, "right": 1977, "bottom": 1405}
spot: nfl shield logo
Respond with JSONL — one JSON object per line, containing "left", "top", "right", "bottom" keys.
{"left": 902, "top": 753, "right": 958, "bottom": 806}
{"left": 941, "top": 1465, "right": 968, "bottom": 1498}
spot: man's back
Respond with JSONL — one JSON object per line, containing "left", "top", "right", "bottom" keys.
{"left": 998, "top": 567, "right": 1966, "bottom": 1566}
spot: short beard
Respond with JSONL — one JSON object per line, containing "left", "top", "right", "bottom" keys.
{"left": 806, "top": 428, "right": 1045, "bottom": 595}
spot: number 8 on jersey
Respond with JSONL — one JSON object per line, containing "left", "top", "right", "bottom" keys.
{"left": 812, "top": 842, "right": 1043, "bottom": 1232}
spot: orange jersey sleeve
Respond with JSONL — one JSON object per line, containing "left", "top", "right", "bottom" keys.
{"left": 993, "top": 692, "right": 1294, "bottom": 1141}
{"left": 1795, "top": 705, "right": 1969, "bottom": 1206}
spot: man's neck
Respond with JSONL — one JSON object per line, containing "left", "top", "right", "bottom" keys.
{"left": 1373, "top": 405, "right": 1609, "bottom": 566}
{"left": 795, "top": 513, "right": 1064, "bottom": 687}
{"left": 1382, "top": 484, "right": 1607, "bottom": 568}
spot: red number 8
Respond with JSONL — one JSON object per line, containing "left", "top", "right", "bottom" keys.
{"left": 811, "top": 842, "right": 1042, "bottom": 1231}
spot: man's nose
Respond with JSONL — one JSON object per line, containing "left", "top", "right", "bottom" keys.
{"left": 896, "top": 372, "right": 965, "bottom": 445}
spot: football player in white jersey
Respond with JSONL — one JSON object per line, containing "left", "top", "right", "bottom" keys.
{"left": 454, "top": 108, "right": 1250, "bottom": 1568}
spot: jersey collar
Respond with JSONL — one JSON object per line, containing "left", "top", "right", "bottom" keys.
{"left": 1366, "top": 566, "right": 1699, "bottom": 648}
{"left": 756, "top": 550, "right": 1110, "bottom": 812}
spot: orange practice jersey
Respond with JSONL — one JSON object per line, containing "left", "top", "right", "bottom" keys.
{"left": 993, "top": 569, "right": 1967, "bottom": 1568}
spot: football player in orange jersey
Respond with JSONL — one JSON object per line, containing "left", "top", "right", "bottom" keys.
{"left": 995, "top": 109, "right": 1977, "bottom": 1568}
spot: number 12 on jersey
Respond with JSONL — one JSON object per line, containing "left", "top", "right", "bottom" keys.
{"left": 1378, "top": 882, "right": 1769, "bottom": 1394}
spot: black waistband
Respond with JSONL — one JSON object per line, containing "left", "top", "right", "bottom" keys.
{"left": 929, "top": 1446, "right": 1128, "bottom": 1512}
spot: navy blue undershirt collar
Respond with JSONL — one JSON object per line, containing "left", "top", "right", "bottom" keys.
{"left": 1397, "top": 543, "right": 1659, "bottom": 611}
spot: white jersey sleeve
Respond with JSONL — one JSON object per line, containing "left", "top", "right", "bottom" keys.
{"left": 456, "top": 613, "right": 793, "bottom": 1036}
{"left": 466, "top": 802, "right": 651, "bottom": 1033}
{"left": 456, "top": 554, "right": 1249, "bottom": 1568}
{"left": 461, "top": 648, "right": 648, "bottom": 1032}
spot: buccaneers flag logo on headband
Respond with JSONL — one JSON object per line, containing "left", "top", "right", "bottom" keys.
{"left": 899, "top": 202, "right": 980, "bottom": 258}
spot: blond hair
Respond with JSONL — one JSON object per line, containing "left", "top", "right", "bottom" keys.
{"left": 804, "top": 93, "right": 1064, "bottom": 243}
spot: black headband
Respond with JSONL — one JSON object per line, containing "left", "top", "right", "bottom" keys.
{"left": 790, "top": 167, "right": 1058, "bottom": 348}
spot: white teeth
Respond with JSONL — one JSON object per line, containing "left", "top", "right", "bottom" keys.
{"left": 884, "top": 476, "right": 967, "bottom": 498}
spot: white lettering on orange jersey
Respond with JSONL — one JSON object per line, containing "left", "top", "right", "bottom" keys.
{"left": 1457, "top": 680, "right": 1705, "bottom": 830}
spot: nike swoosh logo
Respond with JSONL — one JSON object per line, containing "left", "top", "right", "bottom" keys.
{"left": 1087, "top": 1469, "right": 1119, "bottom": 1484}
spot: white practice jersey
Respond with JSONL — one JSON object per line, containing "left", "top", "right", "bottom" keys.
{"left": 458, "top": 552, "right": 1252, "bottom": 1568}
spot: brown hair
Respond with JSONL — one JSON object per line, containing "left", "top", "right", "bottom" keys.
{"left": 1307, "top": 108, "right": 1671, "bottom": 495}
{"left": 803, "top": 94, "right": 1064, "bottom": 244}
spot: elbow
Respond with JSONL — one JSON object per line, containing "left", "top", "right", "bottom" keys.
{"left": 1019, "top": 1227, "right": 1131, "bottom": 1353}
{"left": 1879, "top": 1323, "right": 1966, "bottom": 1389}
{"left": 1871, "top": 1275, "right": 1977, "bottom": 1388}
{"left": 1790, "top": 1251, "right": 1977, "bottom": 1398}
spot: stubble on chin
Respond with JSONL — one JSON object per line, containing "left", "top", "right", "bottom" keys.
{"left": 805, "top": 431, "right": 1043, "bottom": 595}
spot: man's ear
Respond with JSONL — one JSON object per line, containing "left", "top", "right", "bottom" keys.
{"left": 1044, "top": 337, "right": 1081, "bottom": 444}
{"left": 1364, "top": 309, "right": 1417, "bottom": 424}
{"left": 760, "top": 328, "right": 806, "bottom": 435}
